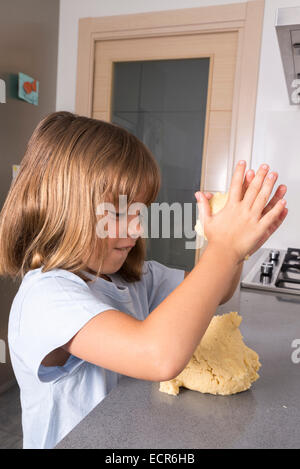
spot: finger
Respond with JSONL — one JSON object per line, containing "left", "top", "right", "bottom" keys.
{"left": 248, "top": 208, "right": 288, "bottom": 255}
{"left": 242, "top": 169, "right": 255, "bottom": 198}
{"left": 253, "top": 207, "right": 287, "bottom": 253}
{"left": 245, "top": 169, "right": 255, "bottom": 184}
{"left": 259, "top": 198, "right": 287, "bottom": 233}
{"left": 242, "top": 163, "right": 270, "bottom": 207}
{"left": 195, "top": 191, "right": 212, "bottom": 223}
{"left": 262, "top": 184, "right": 287, "bottom": 215}
{"left": 261, "top": 207, "right": 288, "bottom": 243}
{"left": 204, "top": 192, "right": 213, "bottom": 200}
{"left": 268, "top": 207, "right": 288, "bottom": 234}
{"left": 228, "top": 160, "right": 247, "bottom": 202}
{"left": 251, "top": 171, "right": 278, "bottom": 217}
{"left": 279, "top": 207, "right": 288, "bottom": 225}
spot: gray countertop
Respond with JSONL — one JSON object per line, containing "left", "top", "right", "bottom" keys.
{"left": 56, "top": 250, "right": 300, "bottom": 449}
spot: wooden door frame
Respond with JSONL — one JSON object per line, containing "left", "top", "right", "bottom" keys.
{"left": 76, "top": 0, "right": 264, "bottom": 185}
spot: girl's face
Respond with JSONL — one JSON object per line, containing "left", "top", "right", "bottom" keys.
{"left": 86, "top": 199, "right": 144, "bottom": 276}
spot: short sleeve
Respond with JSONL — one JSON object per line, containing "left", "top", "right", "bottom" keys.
{"left": 19, "top": 274, "right": 119, "bottom": 383}
{"left": 145, "top": 260, "right": 185, "bottom": 313}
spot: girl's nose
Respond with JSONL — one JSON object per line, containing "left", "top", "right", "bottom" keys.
{"left": 128, "top": 215, "right": 145, "bottom": 239}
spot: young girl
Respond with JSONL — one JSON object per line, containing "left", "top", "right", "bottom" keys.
{"left": 0, "top": 112, "right": 287, "bottom": 449}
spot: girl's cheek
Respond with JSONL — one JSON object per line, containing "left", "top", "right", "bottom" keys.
{"left": 106, "top": 218, "right": 126, "bottom": 238}
{"left": 128, "top": 217, "right": 144, "bottom": 238}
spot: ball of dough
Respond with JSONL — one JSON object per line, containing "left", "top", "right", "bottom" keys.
{"left": 159, "top": 312, "right": 261, "bottom": 396}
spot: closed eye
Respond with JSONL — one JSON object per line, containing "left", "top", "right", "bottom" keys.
{"left": 109, "top": 211, "right": 126, "bottom": 219}
{"left": 109, "top": 211, "right": 143, "bottom": 219}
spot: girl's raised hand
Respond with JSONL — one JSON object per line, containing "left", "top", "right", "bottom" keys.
{"left": 239, "top": 166, "right": 287, "bottom": 255}
{"left": 195, "top": 161, "right": 288, "bottom": 263}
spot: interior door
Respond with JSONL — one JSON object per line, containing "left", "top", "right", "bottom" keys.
{"left": 91, "top": 32, "right": 238, "bottom": 270}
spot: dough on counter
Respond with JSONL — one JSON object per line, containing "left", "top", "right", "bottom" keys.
{"left": 159, "top": 312, "right": 261, "bottom": 396}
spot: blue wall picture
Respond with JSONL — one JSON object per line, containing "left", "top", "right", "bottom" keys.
{"left": 18, "top": 72, "right": 39, "bottom": 106}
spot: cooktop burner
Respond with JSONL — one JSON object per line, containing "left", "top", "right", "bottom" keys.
{"left": 241, "top": 248, "right": 300, "bottom": 296}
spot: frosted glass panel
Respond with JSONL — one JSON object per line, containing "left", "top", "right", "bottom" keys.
{"left": 111, "top": 58, "right": 209, "bottom": 271}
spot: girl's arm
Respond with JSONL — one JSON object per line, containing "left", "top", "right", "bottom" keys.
{"left": 219, "top": 261, "right": 243, "bottom": 304}
{"left": 63, "top": 162, "right": 287, "bottom": 382}
{"left": 143, "top": 163, "right": 287, "bottom": 378}
{"left": 63, "top": 242, "right": 240, "bottom": 382}
{"left": 186, "top": 262, "right": 242, "bottom": 305}
{"left": 143, "top": 242, "right": 241, "bottom": 379}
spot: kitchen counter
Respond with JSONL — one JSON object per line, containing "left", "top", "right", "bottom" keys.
{"left": 56, "top": 251, "right": 300, "bottom": 449}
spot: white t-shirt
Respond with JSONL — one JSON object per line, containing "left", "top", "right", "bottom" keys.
{"left": 8, "top": 260, "right": 185, "bottom": 449}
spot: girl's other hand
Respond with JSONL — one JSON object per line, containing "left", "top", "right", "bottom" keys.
{"left": 195, "top": 161, "right": 288, "bottom": 263}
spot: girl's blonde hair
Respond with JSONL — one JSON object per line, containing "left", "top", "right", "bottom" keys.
{"left": 0, "top": 111, "right": 161, "bottom": 283}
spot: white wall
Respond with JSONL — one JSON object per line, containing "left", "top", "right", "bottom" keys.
{"left": 57, "top": 0, "right": 300, "bottom": 250}
{"left": 252, "top": 0, "right": 300, "bottom": 249}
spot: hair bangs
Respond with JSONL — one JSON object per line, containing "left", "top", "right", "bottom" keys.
{"left": 97, "top": 135, "right": 161, "bottom": 210}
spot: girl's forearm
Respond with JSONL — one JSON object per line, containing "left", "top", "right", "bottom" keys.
{"left": 185, "top": 258, "right": 243, "bottom": 304}
{"left": 219, "top": 261, "right": 243, "bottom": 304}
{"left": 143, "top": 243, "right": 240, "bottom": 379}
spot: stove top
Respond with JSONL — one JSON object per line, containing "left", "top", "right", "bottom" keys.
{"left": 241, "top": 248, "right": 300, "bottom": 296}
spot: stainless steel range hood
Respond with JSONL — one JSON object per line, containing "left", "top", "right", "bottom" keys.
{"left": 276, "top": 6, "right": 300, "bottom": 105}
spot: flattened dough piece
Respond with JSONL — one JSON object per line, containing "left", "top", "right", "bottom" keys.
{"left": 194, "top": 192, "right": 249, "bottom": 260}
{"left": 194, "top": 192, "right": 228, "bottom": 239}
{"left": 159, "top": 312, "right": 261, "bottom": 396}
